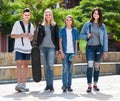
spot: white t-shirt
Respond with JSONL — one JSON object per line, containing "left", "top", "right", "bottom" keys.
{"left": 11, "top": 21, "right": 35, "bottom": 53}
{"left": 66, "top": 28, "right": 74, "bottom": 53}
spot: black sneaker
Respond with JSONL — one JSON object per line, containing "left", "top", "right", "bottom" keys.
{"left": 49, "top": 85, "right": 54, "bottom": 91}
{"left": 87, "top": 86, "right": 92, "bottom": 93}
{"left": 93, "top": 85, "right": 100, "bottom": 91}
{"left": 44, "top": 86, "right": 49, "bottom": 91}
{"left": 68, "top": 87, "right": 73, "bottom": 92}
{"left": 62, "top": 86, "right": 67, "bottom": 92}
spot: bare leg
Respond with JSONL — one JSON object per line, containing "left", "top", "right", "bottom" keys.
{"left": 21, "top": 60, "right": 29, "bottom": 85}
{"left": 16, "top": 60, "right": 23, "bottom": 83}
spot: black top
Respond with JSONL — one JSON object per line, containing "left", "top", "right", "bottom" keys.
{"left": 37, "top": 24, "right": 59, "bottom": 51}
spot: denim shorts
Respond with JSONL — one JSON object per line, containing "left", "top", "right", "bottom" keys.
{"left": 15, "top": 51, "right": 30, "bottom": 60}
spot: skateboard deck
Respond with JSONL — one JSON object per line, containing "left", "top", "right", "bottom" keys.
{"left": 31, "top": 46, "right": 42, "bottom": 82}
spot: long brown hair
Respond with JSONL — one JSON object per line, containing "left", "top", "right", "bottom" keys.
{"left": 90, "top": 7, "right": 103, "bottom": 27}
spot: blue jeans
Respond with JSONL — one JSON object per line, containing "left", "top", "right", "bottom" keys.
{"left": 40, "top": 47, "right": 55, "bottom": 86}
{"left": 86, "top": 45, "right": 103, "bottom": 85}
{"left": 62, "top": 53, "right": 73, "bottom": 87}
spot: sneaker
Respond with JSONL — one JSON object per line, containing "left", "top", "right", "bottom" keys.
{"left": 44, "top": 86, "right": 49, "bottom": 91}
{"left": 62, "top": 86, "right": 67, "bottom": 92}
{"left": 93, "top": 85, "right": 100, "bottom": 91}
{"left": 68, "top": 87, "right": 73, "bottom": 92}
{"left": 20, "top": 84, "right": 29, "bottom": 92}
{"left": 15, "top": 84, "right": 22, "bottom": 92}
{"left": 86, "top": 86, "right": 92, "bottom": 93}
{"left": 49, "top": 85, "right": 54, "bottom": 91}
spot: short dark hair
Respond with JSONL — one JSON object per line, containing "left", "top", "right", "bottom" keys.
{"left": 23, "top": 8, "right": 31, "bottom": 13}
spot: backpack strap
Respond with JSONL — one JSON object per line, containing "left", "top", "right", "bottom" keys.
{"left": 20, "top": 21, "right": 25, "bottom": 33}
{"left": 28, "top": 22, "right": 31, "bottom": 33}
{"left": 19, "top": 21, "right": 31, "bottom": 46}
{"left": 89, "top": 25, "right": 91, "bottom": 33}
{"left": 86, "top": 25, "right": 92, "bottom": 41}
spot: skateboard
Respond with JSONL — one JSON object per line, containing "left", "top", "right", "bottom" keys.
{"left": 31, "top": 46, "right": 42, "bottom": 82}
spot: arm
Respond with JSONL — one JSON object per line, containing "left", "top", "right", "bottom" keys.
{"left": 36, "top": 25, "right": 45, "bottom": 47}
{"left": 80, "top": 22, "right": 91, "bottom": 40}
{"left": 11, "top": 34, "right": 23, "bottom": 39}
{"left": 75, "top": 40, "right": 78, "bottom": 54}
{"left": 103, "top": 24, "right": 108, "bottom": 59}
{"left": 55, "top": 24, "right": 59, "bottom": 51}
{"left": 59, "top": 38, "right": 63, "bottom": 53}
{"left": 80, "top": 23, "right": 88, "bottom": 40}
{"left": 59, "top": 38, "right": 65, "bottom": 59}
{"left": 11, "top": 33, "right": 30, "bottom": 39}
{"left": 103, "top": 24, "right": 108, "bottom": 52}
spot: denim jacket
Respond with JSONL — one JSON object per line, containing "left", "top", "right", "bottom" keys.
{"left": 80, "top": 21, "right": 108, "bottom": 52}
{"left": 59, "top": 27, "right": 80, "bottom": 54}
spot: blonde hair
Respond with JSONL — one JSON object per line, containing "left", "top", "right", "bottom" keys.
{"left": 65, "top": 15, "right": 74, "bottom": 27}
{"left": 42, "top": 9, "right": 56, "bottom": 26}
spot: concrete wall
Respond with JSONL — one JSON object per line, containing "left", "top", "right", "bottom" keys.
{"left": 0, "top": 52, "right": 120, "bottom": 66}
{"left": 0, "top": 52, "right": 120, "bottom": 83}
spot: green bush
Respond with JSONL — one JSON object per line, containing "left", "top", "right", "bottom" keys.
{"left": 79, "top": 39, "right": 87, "bottom": 53}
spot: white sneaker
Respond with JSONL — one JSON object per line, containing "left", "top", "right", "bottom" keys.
{"left": 20, "top": 84, "right": 29, "bottom": 92}
{"left": 15, "top": 84, "right": 22, "bottom": 92}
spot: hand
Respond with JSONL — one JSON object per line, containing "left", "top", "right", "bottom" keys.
{"left": 21, "top": 33, "right": 28, "bottom": 38}
{"left": 73, "top": 55, "right": 76, "bottom": 60}
{"left": 87, "top": 33, "right": 92, "bottom": 39}
{"left": 86, "top": 33, "right": 92, "bottom": 41}
{"left": 56, "top": 51, "right": 59, "bottom": 55}
{"left": 103, "top": 52, "right": 108, "bottom": 59}
{"left": 28, "top": 33, "right": 33, "bottom": 41}
{"left": 60, "top": 53, "right": 65, "bottom": 59}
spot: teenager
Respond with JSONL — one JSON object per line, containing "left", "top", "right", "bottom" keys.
{"left": 37, "top": 9, "right": 59, "bottom": 91}
{"left": 59, "top": 15, "right": 80, "bottom": 92}
{"left": 11, "top": 8, "right": 35, "bottom": 92}
{"left": 80, "top": 7, "right": 108, "bottom": 93}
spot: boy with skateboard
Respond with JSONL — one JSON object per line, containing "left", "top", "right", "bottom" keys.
{"left": 11, "top": 8, "right": 35, "bottom": 92}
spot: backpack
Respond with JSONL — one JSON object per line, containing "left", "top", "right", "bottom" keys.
{"left": 19, "top": 21, "right": 31, "bottom": 46}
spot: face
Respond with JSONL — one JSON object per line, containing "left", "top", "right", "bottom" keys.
{"left": 22, "top": 12, "right": 31, "bottom": 21}
{"left": 65, "top": 17, "right": 73, "bottom": 27}
{"left": 45, "top": 12, "right": 52, "bottom": 22}
{"left": 93, "top": 10, "right": 99, "bottom": 20}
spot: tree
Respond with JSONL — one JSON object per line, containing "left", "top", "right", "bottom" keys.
{"left": 0, "top": 0, "right": 61, "bottom": 34}
{"left": 74, "top": 0, "right": 120, "bottom": 41}
{"left": 1, "top": 0, "right": 120, "bottom": 41}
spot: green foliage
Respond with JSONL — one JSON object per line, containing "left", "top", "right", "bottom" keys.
{"left": 79, "top": 0, "right": 120, "bottom": 41}
{"left": 53, "top": 7, "right": 82, "bottom": 30}
{"left": 79, "top": 39, "right": 87, "bottom": 53}
{"left": 1, "top": 0, "right": 120, "bottom": 45}
{"left": 0, "top": 0, "right": 83, "bottom": 34}
{"left": 75, "top": 0, "right": 120, "bottom": 51}
{"left": 0, "top": 0, "right": 61, "bottom": 34}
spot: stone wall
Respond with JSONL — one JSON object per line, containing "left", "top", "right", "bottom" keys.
{"left": 0, "top": 52, "right": 120, "bottom": 82}
{"left": 0, "top": 52, "right": 120, "bottom": 66}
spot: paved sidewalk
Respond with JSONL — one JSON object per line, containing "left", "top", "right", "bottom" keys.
{"left": 0, "top": 75, "right": 120, "bottom": 101}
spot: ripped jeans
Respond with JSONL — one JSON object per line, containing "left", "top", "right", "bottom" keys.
{"left": 86, "top": 45, "right": 103, "bottom": 85}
